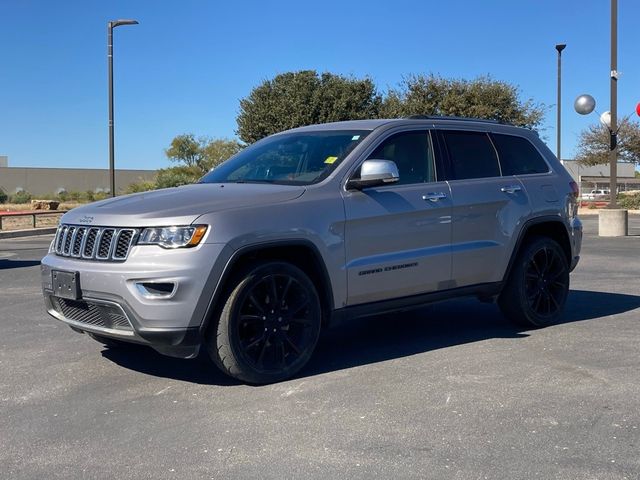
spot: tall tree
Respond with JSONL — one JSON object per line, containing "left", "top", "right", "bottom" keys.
{"left": 380, "top": 74, "right": 545, "bottom": 129}
{"left": 160, "top": 135, "right": 244, "bottom": 188}
{"left": 575, "top": 117, "right": 640, "bottom": 166}
{"left": 236, "top": 70, "right": 382, "bottom": 143}
{"left": 165, "top": 134, "right": 202, "bottom": 168}
{"left": 165, "top": 135, "right": 243, "bottom": 172}
{"left": 200, "top": 138, "right": 244, "bottom": 171}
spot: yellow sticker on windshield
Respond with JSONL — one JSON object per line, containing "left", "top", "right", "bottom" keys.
{"left": 324, "top": 156, "right": 338, "bottom": 164}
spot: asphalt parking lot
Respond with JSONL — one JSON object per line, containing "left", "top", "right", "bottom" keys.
{"left": 1, "top": 215, "right": 639, "bottom": 479}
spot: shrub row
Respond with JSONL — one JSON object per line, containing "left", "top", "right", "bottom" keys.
{"left": 0, "top": 189, "right": 111, "bottom": 205}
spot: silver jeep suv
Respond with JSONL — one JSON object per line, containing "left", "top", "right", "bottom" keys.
{"left": 41, "top": 117, "right": 582, "bottom": 384}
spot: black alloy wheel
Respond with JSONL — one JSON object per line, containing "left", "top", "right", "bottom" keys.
{"left": 499, "top": 236, "right": 570, "bottom": 327}
{"left": 208, "top": 262, "right": 322, "bottom": 384}
{"left": 524, "top": 245, "right": 568, "bottom": 317}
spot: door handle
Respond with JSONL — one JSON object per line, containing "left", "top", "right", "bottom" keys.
{"left": 500, "top": 185, "right": 522, "bottom": 194}
{"left": 422, "top": 192, "right": 447, "bottom": 202}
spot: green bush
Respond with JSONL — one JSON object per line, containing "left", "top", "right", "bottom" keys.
{"left": 155, "top": 165, "right": 201, "bottom": 189}
{"left": 125, "top": 181, "right": 157, "bottom": 194}
{"left": 619, "top": 193, "right": 640, "bottom": 210}
{"left": 93, "top": 191, "right": 110, "bottom": 201}
{"left": 0, "top": 189, "right": 7, "bottom": 204}
{"left": 11, "top": 190, "right": 32, "bottom": 204}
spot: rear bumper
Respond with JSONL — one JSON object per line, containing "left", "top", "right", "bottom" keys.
{"left": 569, "top": 216, "right": 583, "bottom": 272}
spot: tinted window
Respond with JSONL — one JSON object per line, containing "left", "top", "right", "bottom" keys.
{"left": 367, "top": 131, "right": 435, "bottom": 185}
{"left": 442, "top": 131, "right": 500, "bottom": 180}
{"left": 200, "top": 130, "right": 369, "bottom": 186}
{"left": 492, "top": 134, "right": 549, "bottom": 175}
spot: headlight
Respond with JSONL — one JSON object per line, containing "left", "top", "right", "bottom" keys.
{"left": 138, "top": 225, "right": 208, "bottom": 249}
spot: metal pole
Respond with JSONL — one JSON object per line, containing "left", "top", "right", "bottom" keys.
{"left": 609, "top": 0, "right": 618, "bottom": 208}
{"left": 108, "top": 22, "right": 115, "bottom": 197}
{"left": 555, "top": 44, "right": 566, "bottom": 163}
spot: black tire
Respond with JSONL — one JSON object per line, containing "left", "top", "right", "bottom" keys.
{"left": 207, "top": 261, "right": 322, "bottom": 384}
{"left": 499, "top": 236, "right": 570, "bottom": 328}
{"left": 88, "top": 333, "right": 131, "bottom": 349}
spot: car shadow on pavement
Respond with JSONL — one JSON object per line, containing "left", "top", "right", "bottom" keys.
{"left": 101, "top": 345, "right": 242, "bottom": 386}
{"left": 100, "top": 289, "right": 640, "bottom": 386}
{"left": 0, "top": 259, "right": 41, "bottom": 270}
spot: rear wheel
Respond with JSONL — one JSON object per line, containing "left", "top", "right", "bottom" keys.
{"left": 207, "top": 261, "right": 322, "bottom": 384}
{"left": 499, "top": 236, "right": 570, "bottom": 327}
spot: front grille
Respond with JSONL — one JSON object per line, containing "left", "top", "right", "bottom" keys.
{"left": 51, "top": 297, "right": 133, "bottom": 331}
{"left": 97, "top": 229, "right": 114, "bottom": 259}
{"left": 54, "top": 224, "right": 138, "bottom": 262}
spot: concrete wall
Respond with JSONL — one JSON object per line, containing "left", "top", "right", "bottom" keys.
{"left": 0, "top": 167, "right": 156, "bottom": 196}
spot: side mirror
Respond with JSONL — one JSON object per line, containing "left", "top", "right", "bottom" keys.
{"left": 347, "top": 159, "right": 399, "bottom": 190}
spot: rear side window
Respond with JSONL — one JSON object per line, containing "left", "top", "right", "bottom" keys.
{"left": 441, "top": 131, "right": 500, "bottom": 180}
{"left": 492, "top": 134, "right": 549, "bottom": 175}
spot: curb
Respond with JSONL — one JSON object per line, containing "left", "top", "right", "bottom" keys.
{"left": 0, "top": 227, "right": 57, "bottom": 239}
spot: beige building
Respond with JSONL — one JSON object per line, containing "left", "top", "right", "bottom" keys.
{"left": 0, "top": 164, "right": 156, "bottom": 196}
{"left": 562, "top": 160, "right": 639, "bottom": 192}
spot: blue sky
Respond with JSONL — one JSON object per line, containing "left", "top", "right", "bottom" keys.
{"left": 1, "top": 0, "right": 638, "bottom": 170}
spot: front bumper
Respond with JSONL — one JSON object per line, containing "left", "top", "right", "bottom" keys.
{"left": 41, "top": 242, "right": 229, "bottom": 358}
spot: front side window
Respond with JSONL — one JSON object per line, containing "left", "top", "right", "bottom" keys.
{"left": 492, "top": 134, "right": 549, "bottom": 175}
{"left": 200, "top": 130, "right": 370, "bottom": 186}
{"left": 366, "top": 130, "right": 435, "bottom": 185}
{"left": 441, "top": 131, "right": 501, "bottom": 180}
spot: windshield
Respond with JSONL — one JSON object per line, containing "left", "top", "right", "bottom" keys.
{"left": 199, "top": 130, "right": 370, "bottom": 186}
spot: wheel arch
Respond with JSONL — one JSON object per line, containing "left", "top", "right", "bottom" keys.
{"left": 200, "top": 240, "right": 334, "bottom": 338}
{"left": 503, "top": 216, "right": 572, "bottom": 283}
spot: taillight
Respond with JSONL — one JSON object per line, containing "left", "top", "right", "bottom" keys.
{"left": 569, "top": 181, "right": 579, "bottom": 198}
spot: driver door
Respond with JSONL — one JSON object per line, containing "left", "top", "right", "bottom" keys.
{"left": 342, "top": 129, "right": 453, "bottom": 306}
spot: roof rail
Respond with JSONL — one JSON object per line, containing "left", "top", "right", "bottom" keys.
{"left": 406, "top": 115, "right": 508, "bottom": 125}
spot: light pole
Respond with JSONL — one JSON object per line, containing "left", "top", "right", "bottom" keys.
{"left": 574, "top": 0, "right": 628, "bottom": 237}
{"left": 555, "top": 44, "right": 566, "bottom": 163}
{"left": 574, "top": 0, "right": 619, "bottom": 209}
{"left": 108, "top": 19, "right": 138, "bottom": 197}
{"left": 608, "top": 0, "right": 618, "bottom": 208}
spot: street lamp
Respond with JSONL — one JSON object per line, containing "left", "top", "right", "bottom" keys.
{"left": 555, "top": 44, "right": 566, "bottom": 163}
{"left": 108, "top": 19, "right": 138, "bottom": 197}
{"left": 574, "top": 0, "right": 618, "bottom": 209}
{"left": 574, "top": 0, "right": 629, "bottom": 237}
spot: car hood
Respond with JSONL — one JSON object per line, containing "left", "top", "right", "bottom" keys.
{"left": 61, "top": 183, "right": 306, "bottom": 227}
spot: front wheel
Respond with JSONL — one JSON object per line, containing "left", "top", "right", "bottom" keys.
{"left": 499, "top": 236, "right": 570, "bottom": 327}
{"left": 207, "top": 261, "right": 322, "bottom": 384}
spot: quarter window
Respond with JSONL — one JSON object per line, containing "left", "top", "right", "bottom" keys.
{"left": 492, "top": 134, "right": 549, "bottom": 175}
{"left": 441, "top": 131, "right": 500, "bottom": 180}
{"left": 367, "top": 131, "right": 435, "bottom": 185}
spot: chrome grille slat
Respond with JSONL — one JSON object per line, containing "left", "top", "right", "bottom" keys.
{"left": 63, "top": 226, "right": 76, "bottom": 255}
{"left": 72, "top": 227, "right": 86, "bottom": 257}
{"left": 113, "top": 229, "right": 136, "bottom": 260}
{"left": 82, "top": 228, "right": 99, "bottom": 258}
{"left": 96, "top": 229, "right": 115, "bottom": 259}
{"left": 53, "top": 224, "right": 138, "bottom": 262}
{"left": 55, "top": 226, "right": 67, "bottom": 253}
